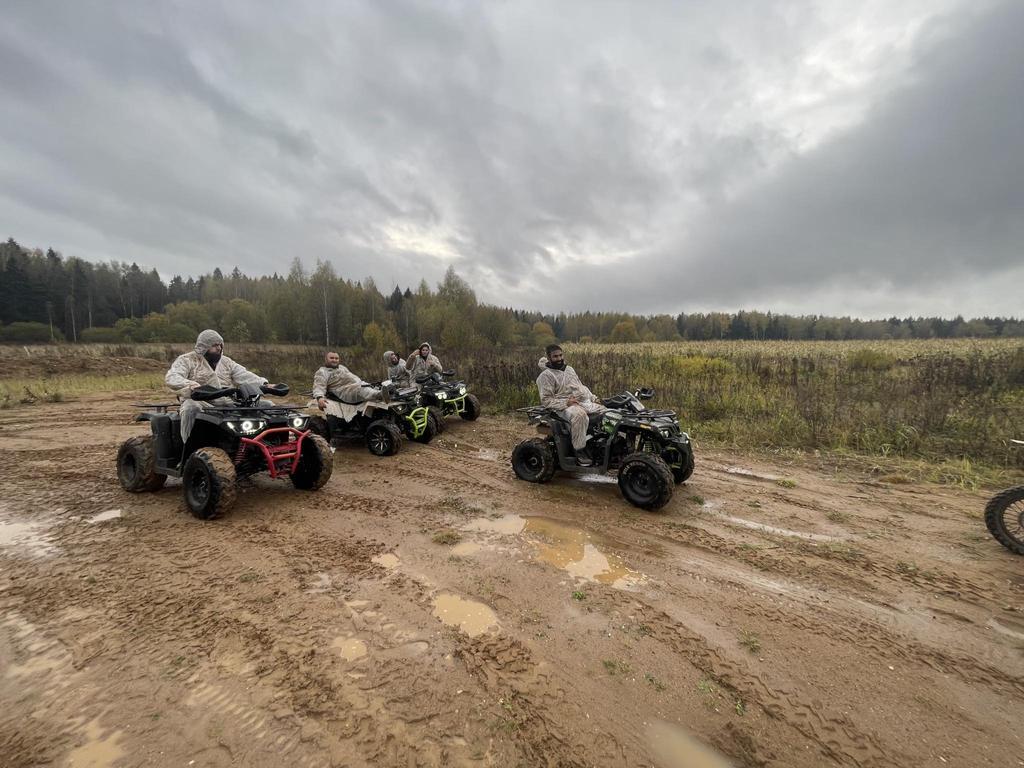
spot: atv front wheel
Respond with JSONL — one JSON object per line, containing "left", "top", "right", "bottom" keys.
{"left": 511, "top": 438, "right": 557, "bottom": 483}
{"left": 366, "top": 420, "right": 403, "bottom": 456}
{"left": 460, "top": 393, "right": 481, "bottom": 421}
{"left": 671, "top": 451, "right": 695, "bottom": 484}
{"left": 182, "top": 448, "right": 237, "bottom": 520}
{"left": 117, "top": 435, "right": 167, "bottom": 492}
{"left": 412, "top": 410, "right": 440, "bottom": 444}
{"left": 428, "top": 406, "right": 446, "bottom": 433}
{"left": 291, "top": 434, "right": 334, "bottom": 490}
{"left": 307, "top": 415, "right": 330, "bottom": 441}
{"left": 985, "top": 486, "right": 1024, "bottom": 555}
{"left": 618, "top": 452, "right": 673, "bottom": 510}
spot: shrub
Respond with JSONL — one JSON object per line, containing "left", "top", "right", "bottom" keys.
{"left": 0, "top": 322, "right": 63, "bottom": 343}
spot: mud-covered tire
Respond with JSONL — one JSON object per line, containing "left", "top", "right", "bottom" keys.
{"left": 511, "top": 438, "right": 557, "bottom": 483}
{"left": 618, "top": 452, "right": 674, "bottom": 510}
{"left": 671, "top": 451, "right": 695, "bottom": 484}
{"left": 460, "top": 393, "right": 481, "bottom": 421}
{"left": 366, "top": 420, "right": 403, "bottom": 456}
{"left": 428, "top": 406, "right": 446, "bottom": 433}
{"left": 291, "top": 434, "right": 334, "bottom": 490}
{"left": 307, "top": 415, "right": 330, "bottom": 440}
{"left": 985, "top": 486, "right": 1024, "bottom": 555}
{"left": 412, "top": 411, "right": 439, "bottom": 444}
{"left": 117, "top": 435, "right": 167, "bottom": 492}
{"left": 182, "top": 448, "right": 237, "bottom": 520}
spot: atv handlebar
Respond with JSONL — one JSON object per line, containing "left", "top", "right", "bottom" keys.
{"left": 191, "top": 385, "right": 237, "bottom": 401}
{"left": 261, "top": 383, "right": 290, "bottom": 397}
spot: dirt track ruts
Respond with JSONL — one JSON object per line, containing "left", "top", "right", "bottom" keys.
{"left": 1, "top": 392, "right": 1022, "bottom": 767}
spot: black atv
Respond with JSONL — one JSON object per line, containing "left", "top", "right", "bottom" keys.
{"left": 306, "top": 383, "right": 440, "bottom": 457}
{"left": 984, "top": 438, "right": 1024, "bottom": 556}
{"left": 416, "top": 370, "right": 481, "bottom": 422}
{"left": 117, "top": 382, "right": 333, "bottom": 520}
{"left": 511, "top": 387, "right": 694, "bottom": 510}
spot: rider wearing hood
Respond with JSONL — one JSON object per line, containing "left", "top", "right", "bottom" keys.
{"left": 407, "top": 342, "right": 442, "bottom": 382}
{"left": 165, "top": 329, "right": 269, "bottom": 441}
{"left": 313, "top": 351, "right": 385, "bottom": 413}
{"left": 384, "top": 350, "right": 411, "bottom": 386}
{"left": 536, "top": 343, "right": 606, "bottom": 465}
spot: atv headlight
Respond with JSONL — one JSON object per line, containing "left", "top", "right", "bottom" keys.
{"left": 458, "top": 386, "right": 467, "bottom": 395}
{"left": 291, "top": 416, "right": 307, "bottom": 429}
{"left": 437, "top": 391, "right": 447, "bottom": 400}
{"left": 230, "top": 419, "right": 266, "bottom": 435}
{"left": 660, "top": 428, "right": 672, "bottom": 438}
{"left": 393, "top": 404, "right": 407, "bottom": 414}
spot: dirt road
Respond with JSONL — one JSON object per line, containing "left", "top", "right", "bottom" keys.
{"left": 1, "top": 393, "right": 1022, "bottom": 767}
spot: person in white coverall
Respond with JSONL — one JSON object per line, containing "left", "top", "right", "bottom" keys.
{"left": 536, "top": 344, "right": 606, "bottom": 466}
{"left": 313, "top": 351, "right": 384, "bottom": 412}
{"left": 384, "top": 350, "right": 411, "bottom": 387}
{"left": 165, "top": 329, "right": 269, "bottom": 442}
{"left": 407, "top": 342, "right": 443, "bottom": 382}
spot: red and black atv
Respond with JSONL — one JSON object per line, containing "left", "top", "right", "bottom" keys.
{"left": 117, "top": 383, "right": 332, "bottom": 520}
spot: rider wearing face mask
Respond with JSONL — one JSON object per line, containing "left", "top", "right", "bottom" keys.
{"left": 165, "top": 329, "right": 269, "bottom": 441}
{"left": 536, "top": 343, "right": 606, "bottom": 465}
{"left": 383, "top": 350, "right": 411, "bottom": 386}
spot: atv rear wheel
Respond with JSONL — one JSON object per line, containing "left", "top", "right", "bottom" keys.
{"left": 291, "top": 434, "right": 334, "bottom": 490}
{"left": 117, "top": 435, "right": 167, "bottom": 492}
{"left": 618, "top": 452, "right": 673, "bottom": 510}
{"left": 460, "top": 393, "right": 481, "bottom": 421}
{"left": 182, "top": 448, "right": 237, "bottom": 520}
{"left": 511, "top": 438, "right": 557, "bottom": 483}
{"left": 366, "top": 420, "right": 403, "bottom": 456}
{"left": 985, "top": 486, "right": 1024, "bottom": 555}
{"left": 412, "top": 410, "right": 439, "bottom": 444}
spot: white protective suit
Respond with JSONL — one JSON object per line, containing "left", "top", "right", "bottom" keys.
{"left": 312, "top": 364, "right": 384, "bottom": 422}
{"left": 536, "top": 357, "right": 606, "bottom": 451}
{"left": 166, "top": 330, "right": 268, "bottom": 441}
{"left": 384, "top": 350, "right": 411, "bottom": 387}
{"left": 407, "top": 342, "right": 443, "bottom": 382}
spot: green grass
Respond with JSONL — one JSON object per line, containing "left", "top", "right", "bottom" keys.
{"left": 431, "top": 529, "right": 462, "bottom": 545}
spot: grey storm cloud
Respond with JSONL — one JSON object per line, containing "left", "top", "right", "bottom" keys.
{"left": 0, "top": 0, "right": 1020, "bottom": 317}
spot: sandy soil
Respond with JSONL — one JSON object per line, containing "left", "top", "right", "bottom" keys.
{"left": 1, "top": 392, "right": 1022, "bottom": 768}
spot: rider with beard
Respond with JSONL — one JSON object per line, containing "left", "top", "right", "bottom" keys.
{"left": 165, "top": 329, "right": 270, "bottom": 441}
{"left": 536, "top": 343, "right": 606, "bottom": 466}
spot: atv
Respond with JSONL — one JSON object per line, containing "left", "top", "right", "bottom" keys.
{"left": 416, "top": 370, "right": 481, "bottom": 422}
{"left": 985, "top": 438, "right": 1024, "bottom": 555}
{"left": 511, "top": 387, "right": 694, "bottom": 510}
{"left": 117, "top": 382, "right": 332, "bottom": 520}
{"left": 305, "top": 382, "right": 440, "bottom": 457}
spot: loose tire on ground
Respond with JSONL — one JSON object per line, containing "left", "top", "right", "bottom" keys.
{"left": 412, "top": 411, "right": 439, "bottom": 444}
{"left": 671, "top": 451, "right": 695, "bottom": 484}
{"left": 460, "top": 393, "right": 481, "bottom": 421}
{"left": 117, "top": 435, "right": 167, "bottom": 492}
{"left": 985, "top": 486, "right": 1024, "bottom": 555}
{"left": 511, "top": 438, "right": 557, "bottom": 483}
{"left": 366, "top": 420, "right": 403, "bottom": 456}
{"left": 618, "top": 452, "right": 674, "bottom": 510}
{"left": 291, "top": 434, "right": 334, "bottom": 490}
{"left": 182, "top": 447, "right": 237, "bottom": 520}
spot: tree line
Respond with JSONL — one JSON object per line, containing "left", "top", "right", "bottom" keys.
{"left": 1, "top": 237, "right": 1022, "bottom": 347}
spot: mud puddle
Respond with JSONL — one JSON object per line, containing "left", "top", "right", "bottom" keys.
{"left": 372, "top": 553, "right": 401, "bottom": 569}
{"left": 87, "top": 509, "right": 122, "bottom": 524}
{"left": 714, "top": 513, "right": 841, "bottom": 542}
{"left": 66, "top": 719, "right": 125, "bottom": 768}
{"left": 332, "top": 636, "right": 368, "bottom": 661}
{"left": 0, "top": 519, "right": 56, "bottom": 557}
{"left": 432, "top": 593, "right": 499, "bottom": 637}
{"left": 462, "top": 514, "right": 647, "bottom": 589}
{"left": 719, "top": 465, "right": 780, "bottom": 482}
{"left": 647, "top": 720, "right": 732, "bottom": 767}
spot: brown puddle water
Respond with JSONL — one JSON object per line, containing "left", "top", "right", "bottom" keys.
{"left": 0, "top": 520, "right": 56, "bottom": 557}
{"left": 332, "top": 636, "right": 368, "bottom": 661}
{"left": 432, "top": 593, "right": 499, "bottom": 637}
{"left": 715, "top": 513, "right": 841, "bottom": 542}
{"left": 372, "top": 553, "right": 401, "bottom": 569}
{"left": 646, "top": 720, "right": 732, "bottom": 767}
{"left": 66, "top": 718, "right": 125, "bottom": 768}
{"left": 463, "top": 515, "right": 646, "bottom": 589}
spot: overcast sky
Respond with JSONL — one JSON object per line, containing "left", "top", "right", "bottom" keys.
{"left": 2, "top": 0, "right": 1021, "bottom": 318}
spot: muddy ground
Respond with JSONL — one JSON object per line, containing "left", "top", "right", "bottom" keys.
{"left": 1, "top": 392, "right": 1022, "bottom": 768}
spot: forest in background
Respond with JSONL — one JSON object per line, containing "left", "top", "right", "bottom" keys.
{"left": 2, "top": 236, "right": 1022, "bottom": 349}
